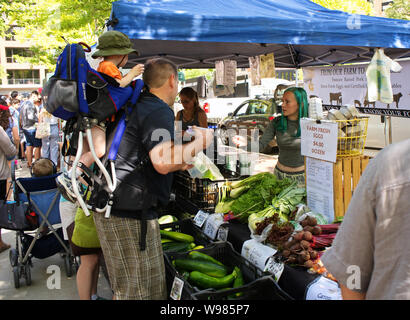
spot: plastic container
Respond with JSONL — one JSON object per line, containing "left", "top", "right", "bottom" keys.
{"left": 335, "top": 117, "right": 369, "bottom": 158}
{"left": 164, "top": 241, "right": 292, "bottom": 300}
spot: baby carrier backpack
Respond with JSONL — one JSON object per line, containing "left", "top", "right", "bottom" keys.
{"left": 42, "top": 41, "right": 144, "bottom": 218}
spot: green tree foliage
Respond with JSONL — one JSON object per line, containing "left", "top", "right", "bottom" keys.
{"left": 310, "top": 0, "right": 374, "bottom": 15}
{"left": 385, "top": 0, "right": 410, "bottom": 20}
{"left": 2, "top": 0, "right": 114, "bottom": 69}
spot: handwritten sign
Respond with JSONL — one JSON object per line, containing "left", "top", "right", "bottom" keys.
{"left": 305, "top": 157, "right": 334, "bottom": 223}
{"left": 300, "top": 118, "right": 338, "bottom": 163}
{"left": 241, "top": 239, "right": 277, "bottom": 272}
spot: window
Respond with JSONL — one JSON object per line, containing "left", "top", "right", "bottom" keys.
{"left": 7, "top": 69, "right": 40, "bottom": 85}
{"left": 5, "top": 48, "right": 34, "bottom": 63}
{"left": 234, "top": 103, "right": 248, "bottom": 116}
{"left": 248, "top": 101, "right": 268, "bottom": 115}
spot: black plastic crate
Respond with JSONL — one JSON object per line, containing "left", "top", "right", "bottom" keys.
{"left": 158, "top": 199, "right": 195, "bottom": 221}
{"left": 160, "top": 218, "right": 212, "bottom": 250}
{"left": 172, "top": 167, "right": 241, "bottom": 211}
{"left": 164, "top": 241, "right": 292, "bottom": 300}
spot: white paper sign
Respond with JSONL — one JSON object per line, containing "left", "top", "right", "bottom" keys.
{"left": 241, "top": 239, "right": 277, "bottom": 272}
{"left": 170, "top": 277, "right": 184, "bottom": 300}
{"left": 305, "top": 276, "right": 342, "bottom": 300}
{"left": 217, "top": 226, "right": 229, "bottom": 242}
{"left": 203, "top": 213, "right": 225, "bottom": 240}
{"left": 300, "top": 118, "right": 338, "bottom": 163}
{"left": 264, "top": 257, "right": 285, "bottom": 282}
{"left": 305, "top": 157, "right": 334, "bottom": 223}
{"left": 193, "top": 210, "right": 209, "bottom": 228}
{"left": 303, "top": 60, "right": 410, "bottom": 114}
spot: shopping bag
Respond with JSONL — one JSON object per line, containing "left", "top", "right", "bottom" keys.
{"left": 35, "top": 122, "right": 50, "bottom": 139}
{"left": 0, "top": 200, "right": 36, "bottom": 231}
{"left": 72, "top": 206, "right": 100, "bottom": 248}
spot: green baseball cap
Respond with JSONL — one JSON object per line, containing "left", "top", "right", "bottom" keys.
{"left": 92, "top": 30, "right": 139, "bottom": 58}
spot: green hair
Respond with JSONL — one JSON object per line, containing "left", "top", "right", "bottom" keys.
{"left": 277, "top": 87, "right": 309, "bottom": 137}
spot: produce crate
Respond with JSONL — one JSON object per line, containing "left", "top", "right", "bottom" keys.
{"left": 333, "top": 155, "right": 370, "bottom": 219}
{"left": 164, "top": 241, "right": 292, "bottom": 300}
{"left": 158, "top": 199, "right": 193, "bottom": 221}
{"left": 160, "top": 218, "right": 212, "bottom": 251}
{"left": 172, "top": 167, "right": 241, "bottom": 211}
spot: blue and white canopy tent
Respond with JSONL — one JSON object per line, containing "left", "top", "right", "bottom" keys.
{"left": 107, "top": 0, "right": 410, "bottom": 69}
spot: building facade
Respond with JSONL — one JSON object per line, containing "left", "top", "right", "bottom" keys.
{"left": 0, "top": 36, "right": 47, "bottom": 97}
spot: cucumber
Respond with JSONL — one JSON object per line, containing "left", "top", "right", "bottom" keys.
{"left": 173, "top": 259, "right": 228, "bottom": 278}
{"left": 189, "top": 269, "right": 237, "bottom": 289}
{"left": 188, "top": 251, "right": 225, "bottom": 267}
{"left": 191, "top": 245, "right": 204, "bottom": 251}
{"left": 163, "top": 242, "right": 192, "bottom": 253}
{"left": 161, "top": 238, "right": 173, "bottom": 244}
{"left": 232, "top": 267, "right": 244, "bottom": 297}
{"left": 160, "top": 230, "right": 194, "bottom": 243}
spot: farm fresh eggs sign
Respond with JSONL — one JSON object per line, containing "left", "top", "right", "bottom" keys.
{"left": 303, "top": 60, "right": 410, "bottom": 118}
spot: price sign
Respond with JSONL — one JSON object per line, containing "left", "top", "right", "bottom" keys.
{"left": 203, "top": 213, "right": 224, "bottom": 240}
{"left": 265, "top": 257, "right": 285, "bottom": 282}
{"left": 305, "top": 276, "right": 342, "bottom": 300}
{"left": 193, "top": 210, "right": 209, "bottom": 228}
{"left": 241, "top": 239, "right": 277, "bottom": 271}
{"left": 170, "top": 277, "right": 184, "bottom": 300}
{"left": 217, "top": 226, "right": 229, "bottom": 242}
{"left": 300, "top": 118, "right": 338, "bottom": 163}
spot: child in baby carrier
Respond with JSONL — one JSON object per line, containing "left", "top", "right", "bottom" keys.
{"left": 57, "top": 31, "right": 144, "bottom": 202}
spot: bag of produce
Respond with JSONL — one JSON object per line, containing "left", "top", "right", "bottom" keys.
{"left": 187, "top": 151, "right": 224, "bottom": 181}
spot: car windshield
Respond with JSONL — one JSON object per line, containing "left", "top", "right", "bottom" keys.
{"left": 248, "top": 101, "right": 268, "bottom": 115}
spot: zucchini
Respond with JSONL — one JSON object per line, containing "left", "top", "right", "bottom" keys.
{"left": 160, "top": 230, "right": 194, "bottom": 243}
{"left": 158, "top": 215, "right": 178, "bottom": 225}
{"left": 163, "top": 242, "right": 193, "bottom": 253}
{"left": 161, "top": 238, "right": 173, "bottom": 244}
{"left": 232, "top": 267, "right": 244, "bottom": 297}
{"left": 191, "top": 245, "right": 205, "bottom": 251}
{"left": 188, "top": 251, "right": 225, "bottom": 267}
{"left": 173, "top": 259, "right": 228, "bottom": 278}
{"left": 189, "top": 269, "right": 237, "bottom": 289}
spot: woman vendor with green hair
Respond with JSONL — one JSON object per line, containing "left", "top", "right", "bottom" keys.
{"left": 234, "top": 87, "right": 309, "bottom": 186}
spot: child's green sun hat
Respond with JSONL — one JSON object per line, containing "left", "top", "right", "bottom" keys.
{"left": 92, "top": 30, "right": 139, "bottom": 58}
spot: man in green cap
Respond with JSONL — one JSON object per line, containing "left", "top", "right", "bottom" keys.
{"left": 57, "top": 30, "right": 144, "bottom": 202}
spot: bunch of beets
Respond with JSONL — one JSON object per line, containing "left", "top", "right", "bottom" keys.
{"left": 281, "top": 216, "right": 322, "bottom": 268}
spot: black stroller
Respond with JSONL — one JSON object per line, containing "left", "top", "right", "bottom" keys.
{"left": 6, "top": 161, "right": 78, "bottom": 288}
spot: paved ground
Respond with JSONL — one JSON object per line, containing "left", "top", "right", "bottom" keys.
{"left": 0, "top": 160, "right": 112, "bottom": 300}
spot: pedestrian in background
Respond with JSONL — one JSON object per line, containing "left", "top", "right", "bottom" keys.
{"left": 19, "top": 91, "right": 41, "bottom": 168}
{"left": 39, "top": 108, "right": 60, "bottom": 167}
{"left": 0, "top": 99, "right": 17, "bottom": 253}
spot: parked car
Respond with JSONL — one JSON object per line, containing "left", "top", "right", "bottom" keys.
{"left": 217, "top": 97, "right": 281, "bottom": 151}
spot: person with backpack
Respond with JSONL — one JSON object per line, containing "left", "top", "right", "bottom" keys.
{"left": 92, "top": 58, "right": 214, "bottom": 300}
{"left": 19, "top": 91, "right": 42, "bottom": 168}
{"left": 57, "top": 30, "right": 144, "bottom": 201}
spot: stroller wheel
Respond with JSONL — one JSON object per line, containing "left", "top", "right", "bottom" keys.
{"left": 9, "top": 248, "right": 18, "bottom": 267}
{"left": 13, "top": 266, "right": 20, "bottom": 289}
{"left": 64, "top": 254, "right": 74, "bottom": 277}
{"left": 24, "top": 264, "right": 31, "bottom": 286}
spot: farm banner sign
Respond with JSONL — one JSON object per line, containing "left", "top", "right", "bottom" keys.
{"left": 303, "top": 60, "right": 410, "bottom": 118}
